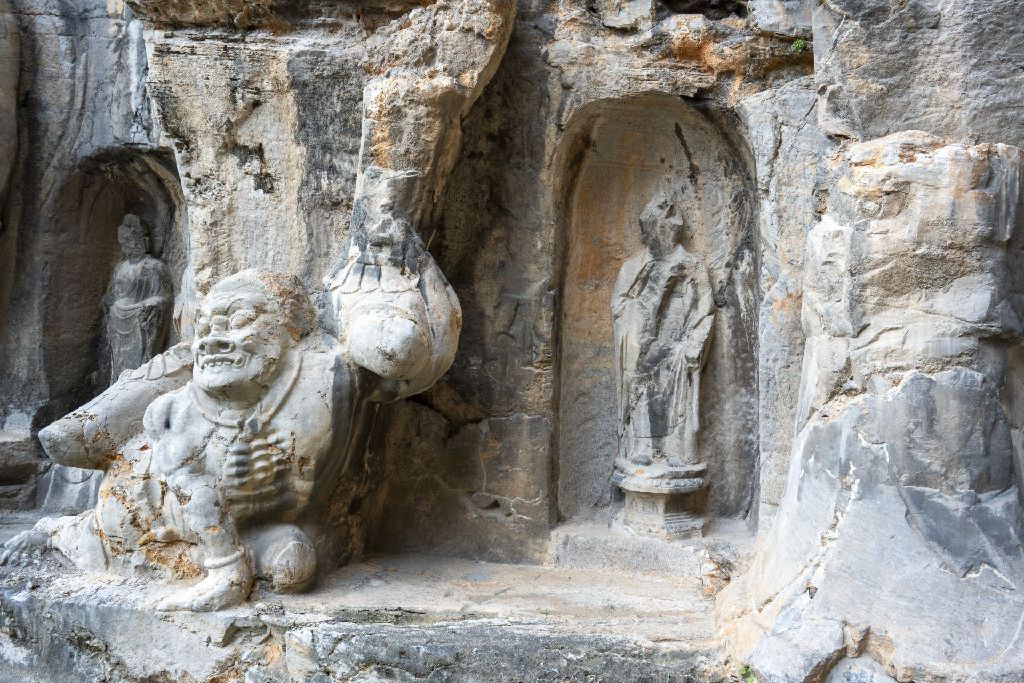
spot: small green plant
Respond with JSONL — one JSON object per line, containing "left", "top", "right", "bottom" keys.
{"left": 791, "top": 38, "right": 809, "bottom": 54}
{"left": 739, "top": 665, "right": 757, "bottom": 683}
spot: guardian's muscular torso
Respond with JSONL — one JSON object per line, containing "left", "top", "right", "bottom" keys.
{"left": 145, "top": 342, "right": 364, "bottom": 524}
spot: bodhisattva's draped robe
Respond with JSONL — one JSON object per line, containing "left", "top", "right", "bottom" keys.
{"left": 612, "top": 244, "right": 714, "bottom": 467}
{"left": 107, "top": 255, "right": 172, "bottom": 380}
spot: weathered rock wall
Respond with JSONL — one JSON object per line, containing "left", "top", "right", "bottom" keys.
{"left": 136, "top": 0, "right": 515, "bottom": 294}
{"left": 144, "top": 28, "right": 365, "bottom": 289}
{"left": 725, "top": 132, "right": 1024, "bottom": 681}
{"left": 4, "top": 0, "right": 1024, "bottom": 679}
{"left": 739, "top": 76, "right": 834, "bottom": 534}
{"left": 815, "top": 0, "right": 1024, "bottom": 147}
{"left": 0, "top": 0, "right": 178, "bottom": 510}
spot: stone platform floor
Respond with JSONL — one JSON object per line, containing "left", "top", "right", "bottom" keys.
{"left": 0, "top": 515, "right": 746, "bottom": 682}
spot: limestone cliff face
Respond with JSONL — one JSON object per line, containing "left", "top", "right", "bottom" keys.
{"left": 727, "top": 133, "right": 1024, "bottom": 681}
{"left": 2, "top": 0, "right": 1024, "bottom": 680}
{"left": 136, "top": 0, "right": 515, "bottom": 292}
{"left": 0, "top": 0, "right": 15, "bottom": 213}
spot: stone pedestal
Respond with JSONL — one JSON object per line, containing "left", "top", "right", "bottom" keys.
{"left": 614, "top": 462, "right": 707, "bottom": 540}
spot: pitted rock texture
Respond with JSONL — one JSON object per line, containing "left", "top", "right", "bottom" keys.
{"left": 2, "top": 0, "right": 1024, "bottom": 680}
{"left": 725, "top": 133, "right": 1024, "bottom": 682}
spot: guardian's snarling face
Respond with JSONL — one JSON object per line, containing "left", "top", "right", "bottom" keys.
{"left": 191, "top": 272, "right": 314, "bottom": 399}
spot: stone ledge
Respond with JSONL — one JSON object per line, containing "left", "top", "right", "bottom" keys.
{"left": 547, "top": 518, "right": 753, "bottom": 580}
{"left": 0, "top": 538, "right": 727, "bottom": 682}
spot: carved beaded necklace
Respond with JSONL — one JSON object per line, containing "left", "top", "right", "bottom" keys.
{"left": 189, "top": 355, "right": 303, "bottom": 438}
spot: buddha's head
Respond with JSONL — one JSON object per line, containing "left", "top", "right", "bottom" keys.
{"left": 117, "top": 214, "right": 149, "bottom": 259}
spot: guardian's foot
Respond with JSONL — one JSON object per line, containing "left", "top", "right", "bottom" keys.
{"left": 156, "top": 551, "right": 252, "bottom": 612}
{"left": 0, "top": 529, "right": 51, "bottom": 567}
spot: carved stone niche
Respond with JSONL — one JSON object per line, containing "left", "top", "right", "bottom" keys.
{"left": 38, "top": 212, "right": 175, "bottom": 517}
{"left": 34, "top": 150, "right": 188, "bottom": 516}
{"left": 553, "top": 94, "right": 757, "bottom": 537}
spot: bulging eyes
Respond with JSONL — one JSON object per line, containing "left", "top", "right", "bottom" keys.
{"left": 193, "top": 308, "right": 257, "bottom": 336}
{"left": 229, "top": 310, "right": 258, "bottom": 329}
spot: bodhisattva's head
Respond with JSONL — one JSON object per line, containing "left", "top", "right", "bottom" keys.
{"left": 118, "top": 214, "right": 150, "bottom": 259}
{"left": 191, "top": 270, "right": 315, "bottom": 401}
{"left": 638, "top": 191, "right": 686, "bottom": 258}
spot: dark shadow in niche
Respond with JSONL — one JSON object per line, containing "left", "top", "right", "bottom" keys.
{"left": 550, "top": 93, "right": 758, "bottom": 525}
{"left": 661, "top": 0, "right": 748, "bottom": 19}
{"left": 38, "top": 148, "right": 188, "bottom": 429}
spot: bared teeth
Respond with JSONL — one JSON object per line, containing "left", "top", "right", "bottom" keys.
{"left": 201, "top": 355, "right": 245, "bottom": 369}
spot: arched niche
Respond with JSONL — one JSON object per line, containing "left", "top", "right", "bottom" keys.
{"left": 552, "top": 93, "right": 758, "bottom": 524}
{"left": 39, "top": 148, "right": 188, "bottom": 425}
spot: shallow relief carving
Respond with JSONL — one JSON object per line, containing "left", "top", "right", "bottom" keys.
{"left": 1, "top": 249, "right": 460, "bottom": 611}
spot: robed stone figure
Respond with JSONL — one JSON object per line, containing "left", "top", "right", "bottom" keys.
{"left": 41, "top": 215, "right": 173, "bottom": 515}
{"left": 611, "top": 191, "right": 714, "bottom": 539}
{"left": 106, "top": 214, "right": 172, "bottom": 380}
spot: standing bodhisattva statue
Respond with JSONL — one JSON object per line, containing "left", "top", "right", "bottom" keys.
{"left": 611, "top": 190, "right": 714, "bottom": 539}
{"left": 106, "top": 214, "right": 172, "bottom": 381}
{"left": 40, "top": 215, "right": 172, "bottom": 515}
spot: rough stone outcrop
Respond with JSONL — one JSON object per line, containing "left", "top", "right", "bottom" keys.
{"left": 727, "top": 132, "right": 1024, "bottom": 682}
{"left": 135, "top": 0, "right": 514, "bottom": 292}
{"left": 814, "top": 0, "right": 1024, "bottom": 148}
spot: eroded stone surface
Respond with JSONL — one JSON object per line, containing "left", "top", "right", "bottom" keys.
{"left": 2, "top": 0, "right": 1024, "bottom": 680}
{"left": 0, "top": 550, "right": 723, "bottom": 682}
{"left": 814, "top": 0, "right": 1024, "bottom": 147}
{"left": 726, "top": 132, "right": 1024, "bottom": 682}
